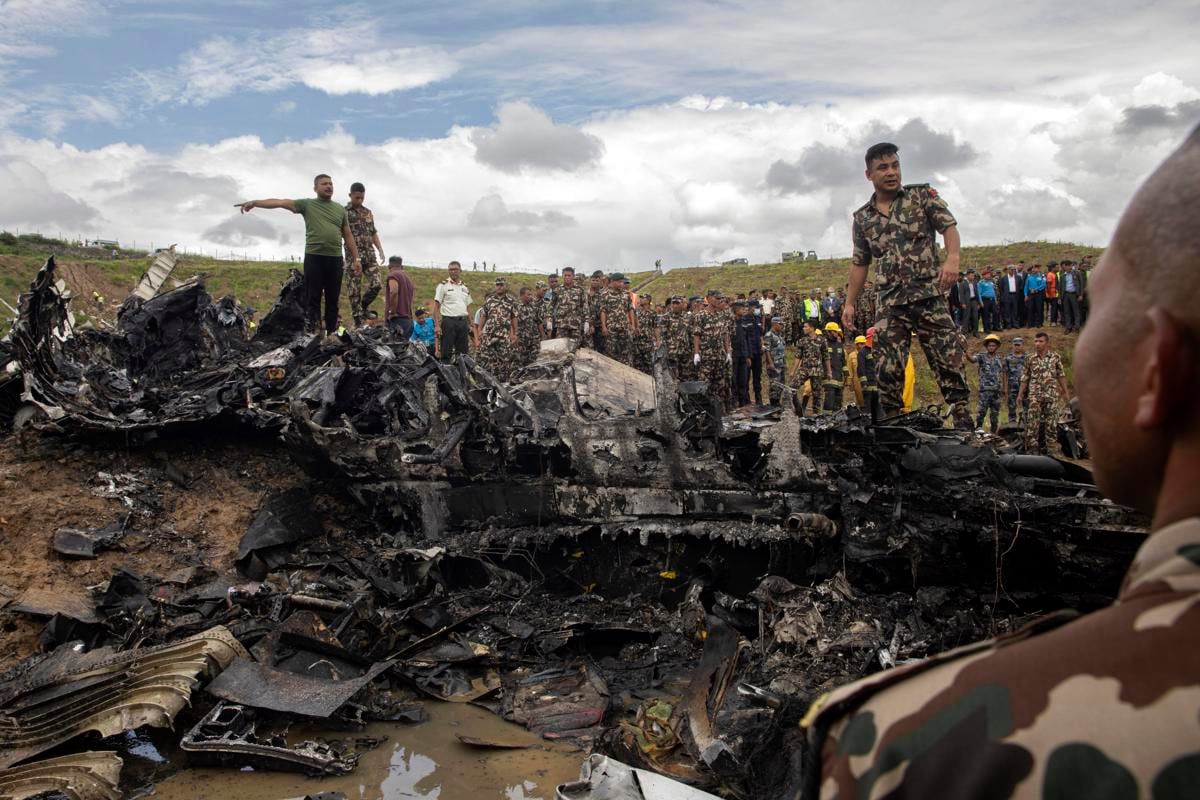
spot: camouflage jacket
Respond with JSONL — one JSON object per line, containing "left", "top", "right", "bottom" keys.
{"left": 344, "top": 203, "right": 378, "bottom": 265}
{"left": 972, "top": 351, "right": 1004, "bottom": 393}
{"left": 804, "top": 516, "right": 1200, "bottom": 800}
{"left": 634, "top": 306, "right": 655, "bottom": 342}
{"left": 539, "top": 295, "right": 554, "bottom": 331}
{"left": 553, "top": 285, "right": 587, "bottom": 331}
{"left": 796, "top": 336, "right": 826, "bottom": 373}
{"left": 588, "top": 289, "right": 604, "bottom": 327}
{"left": 764, "top": 331, "right": 786, "bottom": 372}
{"left": 695, "top": 310, "right": 729, "bottom": 359}
{"left": 481, "top": 292, "right": 516, "bottom": 342}
{"left": 852, "top": 184, "right": 956, "bottom": 310}
{"left": 516, "top": 301, "right": 542, "bottom": 348}
{"left": 775, "top": 297, "right": 793, "bottom": 326}
{"left": 855, "top": 283, "right": 877, "bottom": 330}
{"left": 1021, "top": 351, "right": 1065, "bottom": 402}
{"left": 659, "top": 311, "right": 693, "bottom": 360}
{"left": 600, "top": 288, "right": 632, "bottom": 332}
{"left": 1004, "top": 353, "right": 1026, "bottom": 393}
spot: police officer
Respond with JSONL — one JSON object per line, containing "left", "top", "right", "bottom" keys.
{"left": 842, "top": 142, "right": 971, "bottom": 428}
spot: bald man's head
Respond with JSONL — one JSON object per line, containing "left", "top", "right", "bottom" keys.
{"left": 1074, "top": 124, "right": 1200, "bottom": 525}
{"left": 1113, "top": 124, "right": 1200, "bottom": 330}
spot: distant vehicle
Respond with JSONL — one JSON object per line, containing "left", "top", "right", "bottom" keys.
{"left": 806, "top": 250, "right": 818, "bottom": 260}
{"left": 723, "top": 257, "right": 749, "bottom": 266}
{"left": 92, "top": 239, "right": 119, "bottom": 248}
{"left": 781, "top": 250, "right": 804, "bottom": 263}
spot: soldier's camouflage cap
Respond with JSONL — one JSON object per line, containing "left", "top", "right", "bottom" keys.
{"left": 771, "top": 316, "right": 783, "bottom": 324}
{"left": 706, "top": 289, "right": 720, "bottom": 297}
{"left": 689, "top": 295, "right": 701, "bottom": 302}
{"left": 535, "top": 280, "right": 547, "bottom": 288}
{"left": 495, "top": 277, "right": 507, "bottom": 284}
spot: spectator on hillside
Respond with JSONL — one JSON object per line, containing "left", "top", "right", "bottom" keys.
{"left": 999, "top": 264, "right": 1023, "bottom": 329}
{"left": 977, "top": 270, "right": 998, "bottom": 332}
{"left": 1024, "top": 264, "right": 1047, "bottom": 327}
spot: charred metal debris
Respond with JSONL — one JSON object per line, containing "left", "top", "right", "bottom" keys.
{"left": 0, "top": 257, "right": 1147, "bottom": 798}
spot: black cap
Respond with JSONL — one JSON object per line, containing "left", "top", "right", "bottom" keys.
{"left": 688, "top": 295, "right": 701, "bottom": 302}
{"left": 706, "top": 289, "right": 719, "bottom": 297}
{"left": 610, "top": 272, "right": 625, "bottom": 281}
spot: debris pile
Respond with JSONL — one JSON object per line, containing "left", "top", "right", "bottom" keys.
{"left": 0, "top": 257, "right": 1147, "bottom": 798}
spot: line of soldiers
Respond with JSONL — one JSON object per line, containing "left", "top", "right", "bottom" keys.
{"left": 476, "top": 268, "right": 660, "bottom": 382}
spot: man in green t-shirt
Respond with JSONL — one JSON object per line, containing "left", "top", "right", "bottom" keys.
{"left": 238, "top": 173, "right": 360, "bottom": 334}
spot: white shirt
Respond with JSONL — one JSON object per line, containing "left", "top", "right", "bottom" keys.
{"left": 1007, "top": 275, "right": 1017, "bottom": 293}
{"left": 435, "top": 279, "right": 472, "bottom": 317}
{"left": 761, "top": 298, "right": 775, "bottom": 316}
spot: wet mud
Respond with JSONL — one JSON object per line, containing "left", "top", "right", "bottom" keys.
{"left": 146, "top": 703, "right": 583, "bottom": 799}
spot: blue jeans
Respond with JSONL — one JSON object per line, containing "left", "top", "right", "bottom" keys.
{"left": 388, "top": 316, "right": 413, "bottom": 338}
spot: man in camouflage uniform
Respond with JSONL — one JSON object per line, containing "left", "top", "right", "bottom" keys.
{"left": 693, "top": 290, "right": 732, "bottom": 408}
{"left": 587, "top": 270, "right": 607, "bottom": 352}
{"left": 855, "top": 280, "right": 877, "bottom": 332}
{"left": 515, "top": 286, "right": 543, "bottom": 366}
{"left": 660, "top": 296, "right": 694, "bottom": 380}
{"left": 344, "top": 182, "right": 385, "bottom": 327}
{"left": 599, "top": 273, "right": 635, "bottom": 366}
{"left": 632, "top": 293, "right": 656, "bottom": 374}
{"left": 790, "top": 320, "right": 826, "bottom": 415}
{"left": 971, "top": 332, "right": 1004, "bottom": 432}
{"left": 477, "top": 277, "right": 518, "bottom": 381}
{"left": 775, "top": 287, "right": 793, "bottom": 344}
{"left": 552, "top": 267, "right": 587, "bottom": 344}
{"left": 803, "top": 129, "right": 1200, "bottom": 800}
{"left": 1003, "top": 336, "right": 1029, "bottom": 422}
{"left": 1016, "top": 330, "right": 1069, "bottom": 454}
{"left": 842, "top": 142, "right": 972, "bottom": 428}
{"left": 763, "top": 316, "right": 787, "bottom": 405}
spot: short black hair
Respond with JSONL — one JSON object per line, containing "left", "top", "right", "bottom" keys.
{"left": 448, "top": 260, "right": 461, "bottom": 269}
{"left": 313, "top": 173, "right": 331, "bottom": 184}
{"left": 865, "top": 142, "right": 899, "bottom": 168}
{"left": 350, "top": 182, "right": 365, "bottom": 193}
{"left": 1034, "top": 330, "right": 1049, "bottom": 341}
{"left": 562, "top": 267, "right": 575, "bottom": 275}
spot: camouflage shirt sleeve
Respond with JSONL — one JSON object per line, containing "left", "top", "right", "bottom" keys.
{"left": 921, "top": 187, "right": 957, "bottom": 234}
{"left": 851, "top": 214, "right": 872, "bottom": 267}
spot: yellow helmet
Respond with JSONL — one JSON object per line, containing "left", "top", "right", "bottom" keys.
{"left": 983, "top": 333, "right": 1001, "bottom": 344}
{"left": 823, "top": 322, "right": 842, "bottom": 333}
{"left": 854, "top": 335, "right": 867, "bottom": 345}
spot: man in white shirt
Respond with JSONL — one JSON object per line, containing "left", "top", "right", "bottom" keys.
{"left": 434, "top": 260, "right": 473, "bottom": 362}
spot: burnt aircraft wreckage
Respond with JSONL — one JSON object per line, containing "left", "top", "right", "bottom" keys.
{"left": 0, "top": 257, "right": 1146, "bottom": 798}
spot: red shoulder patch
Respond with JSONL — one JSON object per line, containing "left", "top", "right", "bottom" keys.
{"left": 928, "top": 188, "right": 940, "bottom": 199}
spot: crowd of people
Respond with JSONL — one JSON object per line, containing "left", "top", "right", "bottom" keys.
{"left": 237, "top": 171, "right": 1086, "bottom": 458}
{"left": 950, "top": 259, "right": 1092, "bottom": 335}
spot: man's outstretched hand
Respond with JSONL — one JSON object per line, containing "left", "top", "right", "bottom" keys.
{"left": 841, "top": 303, "right": 856, "bottom": 333}
{"left": 238, "top": 201, "right": 255, "bottom": 214}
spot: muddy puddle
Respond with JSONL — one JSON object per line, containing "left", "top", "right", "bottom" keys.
{"left": 142, "top": 702, "right": 584, "bottom": 799}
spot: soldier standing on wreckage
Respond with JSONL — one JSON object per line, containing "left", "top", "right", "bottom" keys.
{"left": 599, "top": 273, "right": 636, "bottom": 366}
{"left": 344, "top": 182, "right": 386, "bottom": 327}
{"left": 971, "top": 332, "right": 1004, "bottom": 432}
{"left": 1017, "top": 330, "right": 1070, "bottom": 454}
{"left": 238, "top": 173, "right": 360, "bottom": 335}
{"left": 802, "top": 124, "right": 1200, "bottom": 800}
{"left": 842, "top": 142, "right": 972, "bottom": 428}
{"left": 1004, "top": 336, "right": 1029, "bottom": 422}
{"left": 477, "top": 277, "right": 518, "bottom": 380}
{"left": 693, "top": 290, "right": 732, "bottom": 408}
{"left": 632, "top": 293, "right": 657, "bottom": 374}
{"left": 515, "top": 286, "right": 543, "bottom": 366}
{"left": 552, "top": 267, "right": 586, "bottom": 344}
{"left": 790, "top": 320, "right": 826, "bottom": 414}
{"left": 661, "top": 296, "right": 694, "bottom": 380}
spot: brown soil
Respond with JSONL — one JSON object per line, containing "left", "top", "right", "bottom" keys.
{"left": 0, "top": 435, "right": 306, "bottom": 670}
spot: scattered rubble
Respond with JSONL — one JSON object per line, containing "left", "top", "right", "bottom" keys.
{"left": 0, "top": 256, "right": 1148, "bottom": 798}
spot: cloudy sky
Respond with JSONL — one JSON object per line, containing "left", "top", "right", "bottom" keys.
{"left": 2, "top": 0, "right": 1198, "bottom": 270}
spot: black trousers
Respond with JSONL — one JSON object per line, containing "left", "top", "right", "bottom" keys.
{"left": 440, "top": 316, "right": 470, "bottom": 362}
{"left": 1027, "top": 292, "right": 1044, "bottom": 327}
{"left": 303, "top": 253, "right": 343, "bottom": 334}
{"left": 1062, "top": 292, "right": 1081, "bottom": 331}
{"left": 981, "top": 298, "right": 997, "bottom": 331}
{"left": 734, "top": 354, "right": 763, "bottom": 405}
{"left": 1001, "top": 295, "right": 1018, "bottom": 328}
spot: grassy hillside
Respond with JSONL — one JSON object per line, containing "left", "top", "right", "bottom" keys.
{"left": 2, "top": 239, "right": 1098, "bottom": 411}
